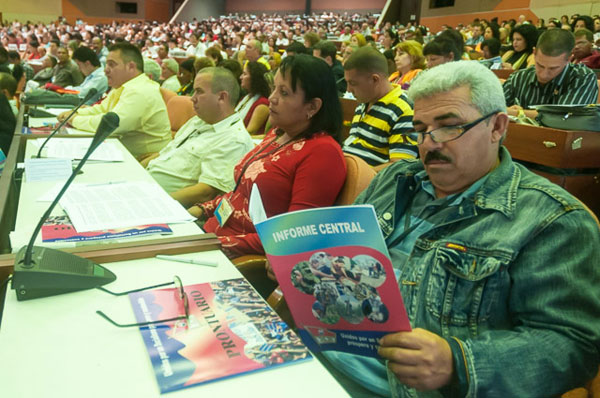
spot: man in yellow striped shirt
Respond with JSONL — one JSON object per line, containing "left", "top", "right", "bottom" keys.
{"left": 342, "top": 47, "right": 417, "bottom": 169}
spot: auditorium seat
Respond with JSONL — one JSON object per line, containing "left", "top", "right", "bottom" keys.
{"left": 166, "top": 95, "right": 195, "bottom": 137}
{"left": 159, "top": 87, "right": 176, "bottom": 107}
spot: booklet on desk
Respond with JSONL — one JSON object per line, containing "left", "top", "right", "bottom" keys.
{"left": 129, "top": 278, "right": 311, "bottom": 394}
{"left": 252, "top": 189, "right": 411, "bottom": 358}
{"left": 41, "top": 215, "right": 172, "bottom": 243}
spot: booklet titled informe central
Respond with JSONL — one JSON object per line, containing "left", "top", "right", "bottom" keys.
{"left": 255, "top": 204, "right": 411, "bottom": 358}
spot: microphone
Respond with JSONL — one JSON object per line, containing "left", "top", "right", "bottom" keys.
{"left": 12, "top": 112, "right": 120, "bottom": 300}
{"left": 35, "top": 88, "right": 99, "bottom": 158}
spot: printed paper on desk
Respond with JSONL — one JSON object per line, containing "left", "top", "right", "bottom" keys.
{"left": 255, "top": 205, "right": 411, "bottom": 358}
{"left": 66, "top": 127, "right": 95, "bottom": 136}
{"left": 43, "top": 107, "right": 71, "bottom": 116}
{"left": 24, "top": 158, "right": 72, "bottom": 182}
{"left": 59, "top": 181, "right": 196, "bottom": 232}
{"left": 39, "top": 138, "right": 124, "bottom": 162}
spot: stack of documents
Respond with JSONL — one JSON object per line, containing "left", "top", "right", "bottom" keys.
{"left": 59, "top": 181, "right": 196, "bottom": 232}
{"left": 37, "top": 138, "right": 124, "bottom": 162}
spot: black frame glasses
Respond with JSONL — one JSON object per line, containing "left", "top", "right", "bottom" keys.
{"left": 414, "top": 111, "right": 499, "bottom": 144}
{"left": 96, "top": 275, "right": 189, "bottom": 328}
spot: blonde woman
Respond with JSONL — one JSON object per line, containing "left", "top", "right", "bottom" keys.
{"left": 388, "top": 40, "right": 426, "bottom": 88}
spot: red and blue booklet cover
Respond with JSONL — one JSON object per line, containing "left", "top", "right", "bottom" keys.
{"left": 255, "top": 205, "right": 411, "bottom": 357}
{"left": 41, "top": 215, "right": 172, "bottom": 242}
{"left": 128, "top": 278, "right": 311, "bottom": 394}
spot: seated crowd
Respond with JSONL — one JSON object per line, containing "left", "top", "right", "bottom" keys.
{"left": 1, "top": 10, "right": 599, "bottom": 397}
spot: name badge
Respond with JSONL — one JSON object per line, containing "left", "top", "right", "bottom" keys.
{"left": 215, "top": 197, "right": 234, "bottom": 227}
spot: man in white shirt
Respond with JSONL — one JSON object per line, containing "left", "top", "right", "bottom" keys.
{"left": 144, "top": 67, "right": 254, "bottom": 207}
{"left": 160, "top": 58, "right": 181, "bottom": 92}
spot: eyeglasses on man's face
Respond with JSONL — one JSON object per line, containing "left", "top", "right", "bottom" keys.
{"left": 96, "top": 275, "right": 189, "bottom": 328}
{"left": 412, "top": 111, "right": 500, "bottom": 145}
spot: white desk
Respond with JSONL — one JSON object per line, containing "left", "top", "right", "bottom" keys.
{"left": 10, "top": 137, "right": 202, "bottom": 251}
{"left": 0, "top": 250, "right": 348, "bottom": 397}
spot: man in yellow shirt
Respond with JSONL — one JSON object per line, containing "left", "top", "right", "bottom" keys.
{"left": 58, "top": 42, "right": 171, "bottom": 159}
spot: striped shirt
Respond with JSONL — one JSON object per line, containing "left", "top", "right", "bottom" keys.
{"left": 343, "top": 85, "right": 417, "bottom": 166}
{"left": 503, "top": 63, "right": 598, "bottom": 108}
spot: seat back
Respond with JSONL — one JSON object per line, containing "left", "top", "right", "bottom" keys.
{"left": 159, "top": 87, "right": 176, "bottom": 107}
{"left": 166, "top": 95, "right": 196, "bottom": 137}
{"left": 335, "top": 154, "right": 377, "bottom": 205}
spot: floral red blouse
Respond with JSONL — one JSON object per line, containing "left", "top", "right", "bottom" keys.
{"left": 199, "top": 128, "right": 346, "bottom": 258}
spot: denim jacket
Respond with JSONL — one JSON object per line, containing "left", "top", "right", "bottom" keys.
{"left": 354, "top": 147, "right": 600, "bottom": 398}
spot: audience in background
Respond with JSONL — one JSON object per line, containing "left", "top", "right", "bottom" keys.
{"left": 504, "top": 28, "right": 598, "bottom": 118}
{"left": 68, "top": 46, "right": 108, "bottom": 104}
{"left": 423, "top": 38, "right": 456, "bottom": 68}
{"left": 160, "top": 58, "right": 181, "bottom": 92}
{"left": 388, "top": 40, "right": 425, "bottom": 88}
{"left": 313, "top": 40, "right": 346, "bottom": 95}
{"left": 572, "top": 28, "right": 600, "bottom": 68}
{"left": 236, "top": 61, "right": 270, "bottom": 135}
{"left": 176, "top": 58, "right": 195, "bottom": 96}
{"left": 501, "top": 24, "right": 537, "bottom": 70}
{"left": 342, "top": 47, "right": 417, "bottom": 168}
{"left": 480, "top": 38, "right": 503, "bottom": 69}
{"left": 0, "top": 72, "right": 17, "bottom": 154}
{"left": 51, "top": 46, "right": 84, "bottom": 87}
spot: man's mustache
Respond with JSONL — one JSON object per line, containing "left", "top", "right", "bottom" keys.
{"left": 424, "top": 151, "right": 452, "bottom": 164}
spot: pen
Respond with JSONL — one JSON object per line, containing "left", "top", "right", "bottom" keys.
{"left": 155, "top": 254, "right": 219, "bottom": 267}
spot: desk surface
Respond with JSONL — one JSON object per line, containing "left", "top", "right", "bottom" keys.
{"left": 10, "top": 137, "right": 202, "bottom": 251}
{"left": 0, "top": 250, "right": 348, "bottom": 398}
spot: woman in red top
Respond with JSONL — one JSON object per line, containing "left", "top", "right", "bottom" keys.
{"left": 235, "top": 61, "right": 270, "bottom": 135}
{"left": 189, "top": 54, "right": 347, "bottom": 258}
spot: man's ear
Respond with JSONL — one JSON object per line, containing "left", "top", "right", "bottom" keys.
{"left": 491, "top": 113, "right": 510, "bottom": 144}
{"left": 218, "top": 90, "right": 229, "bottom": 105}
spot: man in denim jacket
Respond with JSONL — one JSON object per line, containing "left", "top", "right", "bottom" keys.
{"left": 322, "top": 61, "right": 600, "bottom": 397}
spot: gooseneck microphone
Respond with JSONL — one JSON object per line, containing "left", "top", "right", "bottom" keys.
{"left": 35, "top": 88, "right": 99, "bottom": 158}
{"left": 12, "top": 112, "right": 120, "bottom": 301}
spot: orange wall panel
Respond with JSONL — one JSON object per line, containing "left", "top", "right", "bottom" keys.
{"left": 493, "top": 0, "right": 531, "bottom": 10}
{"left": 226, "top": 0, "right": 304, "bottom": 13}
{"left": 312, "top": 0, "right": 386, "bottom": 11}
{"left": 145, "top": 0, "right": 170, "bottom": 22}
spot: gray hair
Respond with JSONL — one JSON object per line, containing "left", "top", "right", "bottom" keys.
{"left": 198, "top": 66, "right": 241, "bottom": 106}
{"left": 407, "top": 60, "right": 506, "bottom": 115}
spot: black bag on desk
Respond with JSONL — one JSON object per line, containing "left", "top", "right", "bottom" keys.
{"left": 536, "top": 105, "right": 600, "bottom": 132}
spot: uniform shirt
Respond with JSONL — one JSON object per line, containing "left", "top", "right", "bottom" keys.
{"left": 343, "top": 84, "right": 417, "bottom": 166}
{"left": 503, "top": 63, "right": 598, "bottom": 108}
{"left": 147, "top": 113, "right": 254, "bottom": 193}
{"left": 71, "top": 73, "right": 171, "bottom": 158}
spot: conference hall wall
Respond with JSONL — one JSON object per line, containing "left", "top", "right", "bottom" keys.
{"left": 420, "top": 0, "right": 600, "bottom": 33}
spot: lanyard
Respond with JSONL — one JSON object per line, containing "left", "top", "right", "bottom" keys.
{"left": 386, "top": 183, "right": 457, "bottom": 248}
{"left": 232, "top": 135, "right": 300, "bottom": 192}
